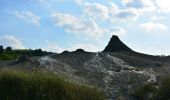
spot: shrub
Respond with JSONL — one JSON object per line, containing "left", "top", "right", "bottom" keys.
{"left": 133, "top": 84, "right": 158, "bottom": 100}
{"left": 156, "top": 77, "right": 170, "bottom": 100}
{"left": 133, "top": 77, "right": 170, "bottom": 100}
{"left": 0, "top": 45, "right": 3, "bottom": 54}
{"left": 6, "top": 47, "right": 12, "bottom": 53}
{"left": 0, "top": 53, "right": 18, "bottom": 60}
{"left": 18, "top": 55, "right": 29, "bottom": 62}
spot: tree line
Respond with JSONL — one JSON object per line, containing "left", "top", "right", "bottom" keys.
{"left": 0, "top": 45, "right": 12, "bottom": 54}
{"left": 0, "top": 45, "right": 53, "bottom": 57}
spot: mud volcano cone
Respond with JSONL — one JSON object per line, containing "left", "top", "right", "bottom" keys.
{"left": 103, "top": 35, "right": 132, "bottom": 52}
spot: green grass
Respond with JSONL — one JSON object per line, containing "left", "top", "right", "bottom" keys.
{"left": 0, "top": 70, "right": 105, "bottom": 100}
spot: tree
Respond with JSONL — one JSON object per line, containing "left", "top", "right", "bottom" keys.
{"left": 6, "top": 47, "right": 12, "bottom": 53}
{"left": 0, "top": 45, "right": 3, "bottom": 54}
{"left": 34, "top": 49, "right": 43, "bottom": 56}
{"left": 37, "top": 49, "right": 43, "bottom": 56}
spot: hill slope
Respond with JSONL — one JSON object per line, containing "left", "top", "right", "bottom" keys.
{"left": 1, "top": 36, "right": 170, "bottom": 100}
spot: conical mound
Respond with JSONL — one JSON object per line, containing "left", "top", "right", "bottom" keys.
{"left": 103, "top": 35, "right": 132, "bottom": 52}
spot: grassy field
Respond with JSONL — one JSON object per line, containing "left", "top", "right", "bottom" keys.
{"left": 0, "top": 70, "right": 105, "bottom": 100}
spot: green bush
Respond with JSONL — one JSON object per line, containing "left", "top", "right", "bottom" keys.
{"left": 156, "top": 77, "right": 170, "bottom": 100}
{"left": 0, "top": 70, "right": 105, "bottom": 100}
{"left": 0, "top": 49, "right": 53, "bottom": 61}
{"left": 0, "top": 53, "right": 18, "bottom": 60}
{"left": 132, "top": 83, "right": 158, "bottom": 100}
{"left": 133, "top": 77, "right": 170, "bottom": 100}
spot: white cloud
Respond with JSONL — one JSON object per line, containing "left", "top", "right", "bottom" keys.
{"left": 43, "top": 41, "right": 64, "bottom": 53}
{"left": 115, "top": 10, "right": 137, "bottom": 19}
{"left": 83, "top": 2, "right": 138, "bottom": 21}
{"left": 109, "top": 2, "right": 119, "bottom": 12}
{"left": 140, "top": 22, "right": 167, "bottom": 31}
{"left": 31, "top": 0, "right": 65, "bottom": 6}
{"left": 43, "top": 40, "right": 100, "bottom": 53}
{"left": 122, "top": 0, "right": 156, "bottom": 13}
{"left": 122, "top": 0, "right": 132, "bottom": 4}
{"left": 52, "top": 12, "right": 126, "bottom": 38}
{"left": 150, "top": 16, "right": 165, "bottom": 21}
{"left": 156, "top": 0, "right": 170, "bottom": 13}
{"left": 109, "top": 27, "right": 126, "bottom": 36}
{"left": 109, "top": 3, "right": 139, "bottom": 21}
{"left": 52, "top": 12, "right": 108, "bottom": 38}
{"left": 133, "top": 45, "right": 170, "bottom": 55}
{"left": 84, "top": 2, "right": 109, "bottom": 20}
{"left": 75, "top": 0, "right": 84, "bottom": 5}
{"left": 30, "top": 0, "right": 49, "bottom": 6}
{"left": 68, "top": 43, "right": 100, "bottom": 52}
{"left": 0, "top": 35, "right": 25, "bottom": 49}
{"left": 13, "top": 11, "right": 40, "bottom": 26}
{"left": 110, "top": 9, "right": 139, "bottom": 21}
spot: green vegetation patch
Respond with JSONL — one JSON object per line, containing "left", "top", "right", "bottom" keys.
{"left": 133, "top": 76, "right": 170, "bottom": 100}
{"left": 0, "top": 53, "right": 19, "bottom": 60}
{"left": 0, "top": 70, "right": 105, "bottom": 100}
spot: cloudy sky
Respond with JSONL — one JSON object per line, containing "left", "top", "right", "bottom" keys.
{"left": 0, "top": 0, "right": 170, "bottom": 55}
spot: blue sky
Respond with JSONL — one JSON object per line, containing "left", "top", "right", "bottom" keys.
{"left": 0, "top": 0, "right": 170, "bottom": 55}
